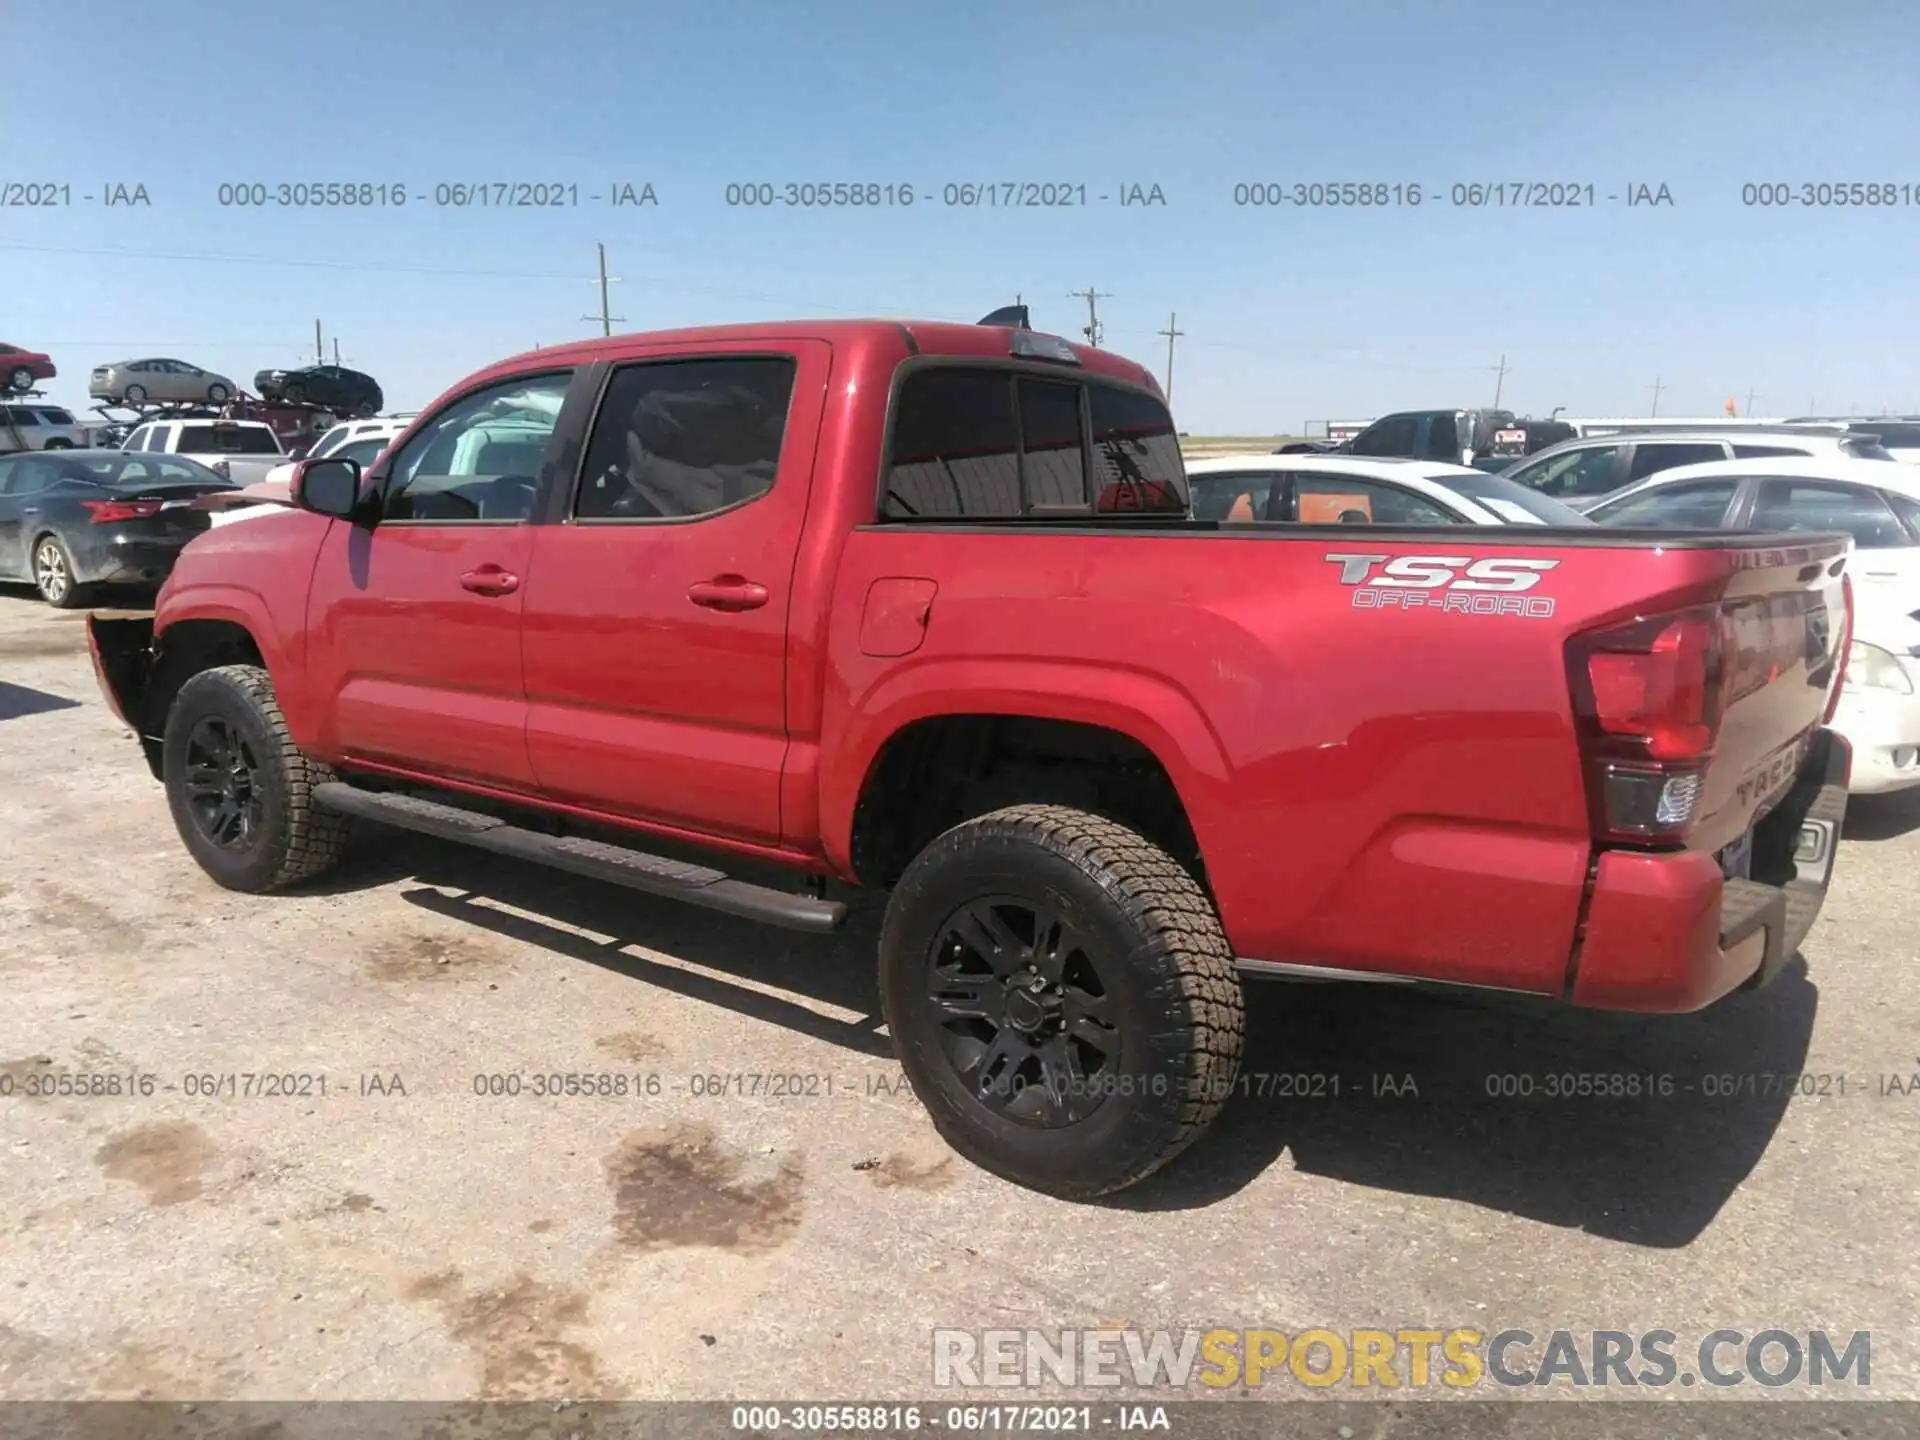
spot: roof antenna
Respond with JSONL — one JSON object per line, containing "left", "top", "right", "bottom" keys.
{"left": 976, "top": 303, "right": 1030, "bottom": 329}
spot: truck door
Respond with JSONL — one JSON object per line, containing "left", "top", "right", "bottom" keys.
{"left": 519, "top": 342, "right": 830, "bottom": 845}
{"left": 303, "top": 370, "right": 576, "bottom": 791}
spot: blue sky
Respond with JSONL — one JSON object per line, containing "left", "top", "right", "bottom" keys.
{"left": 7, "top": 0, "right": 1919, "bottom": 431}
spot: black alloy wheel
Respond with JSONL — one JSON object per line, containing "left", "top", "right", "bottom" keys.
{"left": 181, "top": 714, "right": 266, "bottom": 851}
{"left": 880, "top": 805, "right": 1244, "bottom": 1199}
{"left": 926, "top": 895, "right": 1120, "bottom": 1128}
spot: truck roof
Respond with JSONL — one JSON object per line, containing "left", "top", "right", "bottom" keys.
{"left": 485, "top": 319, "right": 1157, "bottom": 390}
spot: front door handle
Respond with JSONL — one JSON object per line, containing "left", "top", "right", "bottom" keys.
{"left": 688, "top": 576, "right": 769, "bottom": 612}
{"left": 460, "top": 565, "right": 520, "bottom": 596}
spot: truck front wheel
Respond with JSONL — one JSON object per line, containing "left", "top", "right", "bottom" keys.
{"left": 162, "top": 664, "right": 350, "bottom": 892}
{"left": 880, "top": 804, "right": 1244, "bottom": 1199}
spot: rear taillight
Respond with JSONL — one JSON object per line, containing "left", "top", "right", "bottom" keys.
{"left": 81, "top": 498, "right": 165, "bottom": 524}
{"left": 1568, "top": 605, "right": 1726, "bottom": 843}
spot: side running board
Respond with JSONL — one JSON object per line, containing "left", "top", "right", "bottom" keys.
{"left": 312, "top": 783, "right": 846, "bottom": 933}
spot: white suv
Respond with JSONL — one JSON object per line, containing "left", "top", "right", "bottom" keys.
{"left": 1504, "top": 427, "right": 1896, "bottom": 509}
{"left": 0, "top": 402, "right": 83, "bottom": 453}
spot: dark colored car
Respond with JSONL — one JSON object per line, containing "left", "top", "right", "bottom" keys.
{"left": 1338, "top": 408, "right": 1517, "bottom": 465}
{"left": 1, "top": 343, "right": 57, "bottom": 393}
{"left": 0, "top": 449, "right": 237, "bottom": 607}
{"left": 252, "top": 365, "right": 384, "bottom": 415}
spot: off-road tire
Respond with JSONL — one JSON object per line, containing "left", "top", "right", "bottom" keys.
{"left": 880, "top": 804, "right": 1244, "bottom": 1199}
{"left": 162, "top": 664, "right": 350, "bottom": 892}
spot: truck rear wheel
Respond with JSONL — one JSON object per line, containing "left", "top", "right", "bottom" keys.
{"left": 162, "top": 664, "right": 350, "bottom": 892}
{"left": 880, "top": 804, "right": 1243, "bottom": 1198}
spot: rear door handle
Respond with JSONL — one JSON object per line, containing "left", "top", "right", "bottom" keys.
{"left": 688, "top": 577, "right": 769, "bottom": 612}
{"left": 459, "top": 565, "right": 520, "bottom": 596}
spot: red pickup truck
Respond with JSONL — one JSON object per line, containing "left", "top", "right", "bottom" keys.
{"left": 87, "top": 317, "right": 1854, "bottom": 1198}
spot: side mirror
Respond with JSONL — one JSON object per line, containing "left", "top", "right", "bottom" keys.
{"left": 290, "top": 457, "right": 362, "bottom": 519}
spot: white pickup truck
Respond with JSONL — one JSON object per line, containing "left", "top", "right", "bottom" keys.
{"left": 121, "top": 417, "right": 286, "bottom": 485}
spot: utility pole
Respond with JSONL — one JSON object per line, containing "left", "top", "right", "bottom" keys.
{"left": 1489, "top": 353, "right": 1509, "bottom": 408}
{"left": 1157, "top": 312, "right": 1183, "bottom": 402}
{"left": 1068, "top": 285, "right": 1110, "bottom": 348}
{"left": 332, "top": 338, "right": 342, "bottom": 366}
{"left": 314, "top": 319, "right": 324, "bottom": 365}
{"left": 581, "top": 241, "right": 625, "bottom": 337}
{"left": 1744, "top": 387, "right": 1758, "bottom": 417}
{"left": 1649, "top": 376, "right": 1664, "bottom": 416}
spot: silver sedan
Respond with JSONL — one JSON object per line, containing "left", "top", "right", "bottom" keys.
{"left": 88, "top": 358, "right": 237, "bottom": 406}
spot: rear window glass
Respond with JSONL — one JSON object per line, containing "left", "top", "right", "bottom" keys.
{"left": 1088, "top": 382, "right": 1186, "bottom": 514}
{"left": 1852, "top": 422, "right": 1920, "bottom": 448}
{"left": 1436, "top": 471, "right": 1593, "bottom": 524}
{"left": 883, "top": 369, "right": 1185, "bottom": 519}
{"left": 177, "top": 424, "right": 282, "bottom": 455}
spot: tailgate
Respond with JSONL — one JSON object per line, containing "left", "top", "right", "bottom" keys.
{"left": 1567, "top": 532, "right": 1849, "bottom": 859}
{"left": 1692, "top": 539, "right": 1848, "bottom": 852}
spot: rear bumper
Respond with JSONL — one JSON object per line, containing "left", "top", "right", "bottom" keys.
{"left": 70, "top": 532, "right": 198, "bottom": 586}
{"left": 1570, "top": 729, "right": 1850, "bottom": 1013}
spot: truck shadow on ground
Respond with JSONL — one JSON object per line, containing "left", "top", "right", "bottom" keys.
{"left": 322, "top": 828, "right": 895, "bottom": 1059}
{"left": 321, "top": 827, "right": 1817, "bottom": 1246}
{"left": 1843, "top": 789, "right": 1920, "bottom": 841}
{"left": 1118, "top": 964, "right": 1819, "bottom": 1246}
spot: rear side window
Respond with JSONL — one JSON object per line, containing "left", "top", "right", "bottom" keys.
{"left": 1511, "top": 444, "right": 1623, "bottom": 497}
{"left": 574, "top": 357, "right": 795, "bottom": 520}
{"left": 1749, "top": 479, "right": 1910, "bottom": 548}
{"left": 1191, "top": 472, "right": 1276, "bottom": 522}
{"left": 1884, "top": 489, "right": 1920, "bottom": 541}
{"left": 1593, "top": 479, "right": 1740, "bottom": 529}
{"left": 1426, "top": 414, "right": 1459, "bottom": 459}
{"left": 882, "top": 369, "right": 1185, "bottom": 519}
{"left": 1627, "top": 441, "right": 1728, "bottom": 480}
{"left": 1290, "top": 473, "right": 1457, "bottom": 525}
{"left": 5, "top": 407, "right": 38, "bottom": 426}
{"left": 1732, "top": 444, "right": 1807, "bottom": 458}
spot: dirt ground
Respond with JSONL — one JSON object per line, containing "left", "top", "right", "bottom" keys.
{"left": 2, "top": 588, "right": 1918, "bottom": 1406}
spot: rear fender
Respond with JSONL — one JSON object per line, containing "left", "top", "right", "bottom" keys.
{"left": 821, "top": 657, "right": 1229, "bottom": 872}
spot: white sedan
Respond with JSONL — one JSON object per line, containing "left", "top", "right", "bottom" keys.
{"left": 1185, "top": 454, "right": 1592, "bottom": 527}
{"left": 1586, "top": 455, "right": 1920, "bottom": 794}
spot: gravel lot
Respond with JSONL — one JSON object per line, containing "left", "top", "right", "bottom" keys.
{"left": 2, "top": 587, "right": 1917, "bottom": 1408}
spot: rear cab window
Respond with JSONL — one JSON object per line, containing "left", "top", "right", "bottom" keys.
{"left": 881, "top": 366, "right": 1186, "bottom": 519}
{"left": 178, "top": 424, "right": 282, "bottom": 455}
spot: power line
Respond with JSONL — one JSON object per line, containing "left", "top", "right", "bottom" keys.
{"left": 1157, "top": 312, "right": 1183, "bottom": 402}
{"left": 580, "top": 241, "right": 626, "bottom": 337}
{"left": 1068, "top": 285, "right": 1111, "bottom": 348}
